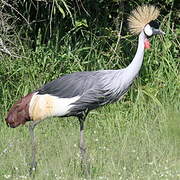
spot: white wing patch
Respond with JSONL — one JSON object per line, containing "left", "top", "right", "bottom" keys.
{"left": 29, "top": 92, "right": 80, "bottom": 121}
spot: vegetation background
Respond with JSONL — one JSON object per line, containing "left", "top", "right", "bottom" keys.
{"left": 0, "top": 0, "right": 179, "bottom": 179}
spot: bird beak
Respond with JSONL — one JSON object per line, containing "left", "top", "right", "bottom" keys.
{"left": 153, "top": 29, "right": 165, "bottom": 35}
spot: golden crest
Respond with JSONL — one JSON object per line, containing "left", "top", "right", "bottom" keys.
{"left": 128, "top": 5, "right": 160, "bottom": 35}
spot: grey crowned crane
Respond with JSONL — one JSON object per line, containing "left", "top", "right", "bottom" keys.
{"left": 6, "top": 5, "right": 164, "bottom": 174}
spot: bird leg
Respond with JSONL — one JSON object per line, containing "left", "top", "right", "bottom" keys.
{"left": 28, "top": 120, "right": 41, "bottom": 175}
{"left": 78, "top": 115, "right": 90, "bottom": 177}
{"left": 79, "top": 119, "right": 86, "bottom": 163}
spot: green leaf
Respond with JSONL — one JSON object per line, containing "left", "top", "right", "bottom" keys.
{"left": 55, "top": 0, "right": 65, "bottom": 18}
{"left": 75, "top": 19, "right": 88, "bottom": 28}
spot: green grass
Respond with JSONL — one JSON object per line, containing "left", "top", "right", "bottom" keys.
{"left": 0, "top": 102, "right": 179, "bottom": 179}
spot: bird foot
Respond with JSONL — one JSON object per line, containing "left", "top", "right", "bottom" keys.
{"left": 29, "top": 161, "right": 37, "bottom": 176}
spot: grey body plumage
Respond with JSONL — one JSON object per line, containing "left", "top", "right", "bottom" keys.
{"left": 38, "top": 69, "right": 128, "bottom": 116}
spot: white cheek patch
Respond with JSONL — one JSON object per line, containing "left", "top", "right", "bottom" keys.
{"left": 144, "top": 24, "right": 153, "bottom": 36}
{"left": 29, "top": 92, "right": 80, "bottom": 121}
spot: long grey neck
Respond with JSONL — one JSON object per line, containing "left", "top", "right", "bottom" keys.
{"left": 123, "top": 31, "right": 146, "bottom": 83}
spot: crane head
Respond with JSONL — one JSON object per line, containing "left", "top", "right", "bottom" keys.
{"left": 144, "top": 20, "right": 165, "bottom": 37}
{"left": 128, "top": 5, "right": 164, "bottom": 49}
{"left": 128, "top": 5, "right": 165, "bottom": 36}
{"left": 143, "top": 20, "right": 164, "bottom": 48}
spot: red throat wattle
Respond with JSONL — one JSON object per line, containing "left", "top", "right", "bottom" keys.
{"left": 144, "top": 38, "right": 150, "bottom": 49}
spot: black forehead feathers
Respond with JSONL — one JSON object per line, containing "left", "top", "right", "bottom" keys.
{"left": 149, "top": 20, "right": 159, "bottom": 29}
